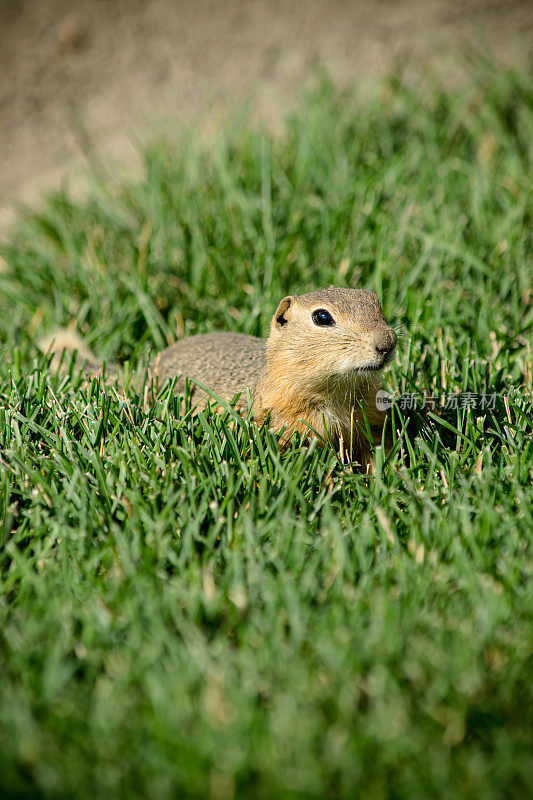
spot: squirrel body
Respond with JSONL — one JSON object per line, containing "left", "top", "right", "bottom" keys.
{"left": 153, "top": 332, "right": 266, "bottom": 402}
{"left": 41, "top": 287, "right": 397, "bottom": 469}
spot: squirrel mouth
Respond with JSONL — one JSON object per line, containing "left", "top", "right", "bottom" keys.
{"left": 355, "top": 360, "right": 387, "bottom": 373}
{"left": 337, "top": 364, "right": 383, "bottom": 383}
{"left": 340, "top": 351, "right": 394, "bottom": 378}
{"left": 359, "top": 350, "right": 395, "bottom": 372}
{"left": 354, "top": 365, "right": 384, "bottom": 375}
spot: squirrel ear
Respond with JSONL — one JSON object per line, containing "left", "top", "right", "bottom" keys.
{"left": 274, "top": 296, "right": 293, "bottom": 327}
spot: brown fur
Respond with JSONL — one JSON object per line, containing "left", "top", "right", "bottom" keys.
{"left": 40, "top": 287, "right": 397, "bottom": 471}
{"left": 253, "top": 288, "right": 396, "bottom": 471}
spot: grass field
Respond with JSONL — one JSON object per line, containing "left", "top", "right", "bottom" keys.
{"left": 0, "top": 63, "right": 532, "bottom": 799}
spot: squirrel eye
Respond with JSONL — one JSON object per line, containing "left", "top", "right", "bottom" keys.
{"left": 312, "top": 309, "right": 335, "bottom": 327}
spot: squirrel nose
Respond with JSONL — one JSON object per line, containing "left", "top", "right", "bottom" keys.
{"left": 373, "top": 328, "right": 397, "bottom": 357}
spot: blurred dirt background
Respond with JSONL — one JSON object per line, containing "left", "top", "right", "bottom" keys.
{"left": 1, "top": 0, "right": 532, "bottom": 236}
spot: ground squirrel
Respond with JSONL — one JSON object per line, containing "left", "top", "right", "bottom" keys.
{"left": 41, "top": 287, "right": 397, "bottom": 470}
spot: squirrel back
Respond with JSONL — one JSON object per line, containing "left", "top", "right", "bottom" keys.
{"left": 153, "top": 332, "right": 265, "bottom": 404}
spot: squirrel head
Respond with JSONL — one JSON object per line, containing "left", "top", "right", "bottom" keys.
{"left": 266, "top": 287, "right": 397, "bottom": 394}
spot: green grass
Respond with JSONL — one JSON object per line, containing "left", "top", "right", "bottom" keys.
{"left": 0, "top": 63, "right": 532, "bottom": 799}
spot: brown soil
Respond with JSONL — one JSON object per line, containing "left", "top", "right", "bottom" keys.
{"left": 1, "top": 0, "right": 531, "bottom": 237}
